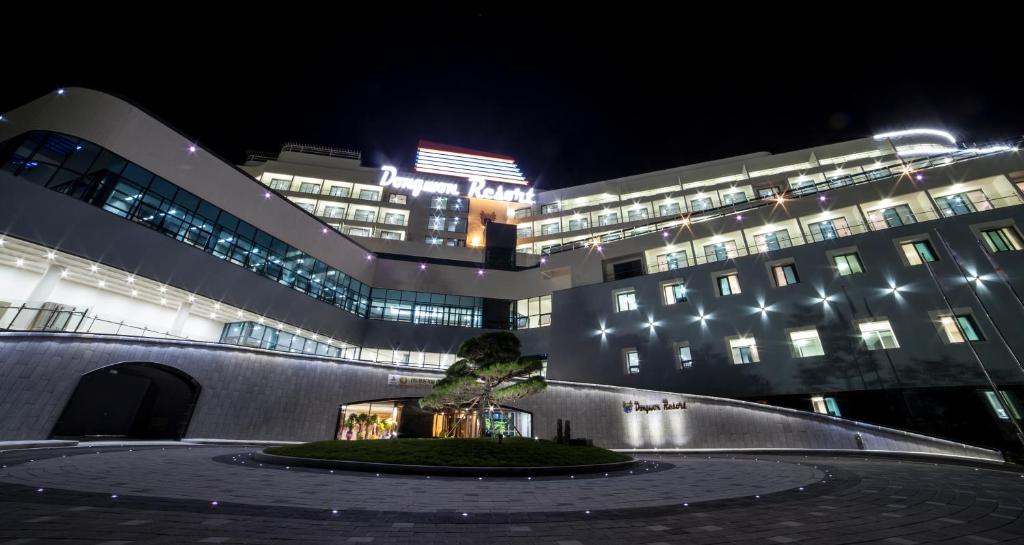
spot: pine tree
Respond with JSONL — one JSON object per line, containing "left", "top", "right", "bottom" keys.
{"left": 420, "top": 332, "right": 546, "bottom": 438}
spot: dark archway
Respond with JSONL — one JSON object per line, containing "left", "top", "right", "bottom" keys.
{"left": 51, "top": 362, "right": 201, "bottom": 440}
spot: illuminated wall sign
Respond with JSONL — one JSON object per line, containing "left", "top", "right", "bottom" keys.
{"left": 387, "top": 374, "right": 440, "bottom": 387}
{"left": 379, "top": 166, "right": 536, "bottom": 204}
{"left": 622, "top": 399, "right": 688, "bottom": 414}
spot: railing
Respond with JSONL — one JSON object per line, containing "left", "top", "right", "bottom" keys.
{"left": 526, "top": 140, "right": 1023, "bottom": 256}
{"left": 642, "top": 193, "right": 1023, "bottom": 275}
{"left": 280, "top": 142, "right": 362, "bottom": 161}
{"left": 0, "top": 304, "right": 188, "bottom": 340}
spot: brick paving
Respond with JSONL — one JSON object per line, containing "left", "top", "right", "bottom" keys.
{"left": 0, "top": 445, "right": 1022, "bottom": 544}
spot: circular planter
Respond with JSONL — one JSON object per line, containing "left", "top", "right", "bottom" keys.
{"left": 253, "top": 449, "right": 638, "bottom": 477}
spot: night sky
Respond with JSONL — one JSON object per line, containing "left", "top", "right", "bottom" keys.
{"left": 3, "top": 9, "right": 1021, "bottom": 192}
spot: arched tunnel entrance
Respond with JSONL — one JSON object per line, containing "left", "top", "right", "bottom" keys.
{"left": 51, "top": 361, "right": 200, "bottom": 440}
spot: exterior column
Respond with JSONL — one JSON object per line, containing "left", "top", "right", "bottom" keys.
{"left": 170, "top": 302, "right": 192, "bottom": 337}
{"left": 10, "top": 265, "right": 64, "bottom": 330}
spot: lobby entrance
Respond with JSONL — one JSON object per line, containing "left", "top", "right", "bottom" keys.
{"left": 336, "top": 398, "right": 532, "bottom": 440}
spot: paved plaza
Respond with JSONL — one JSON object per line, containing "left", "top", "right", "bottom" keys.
{"left": 0, "top": 444, "right": 1022, "bottom": 544}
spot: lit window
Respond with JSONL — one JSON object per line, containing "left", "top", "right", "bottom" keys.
{"left": 981, "top": 226, "right": 1024, "bottom": 253}
{"left": 540, "top": 222, "right": 560, "bottom": 235}
{"left": 627, "top": 207, "right": 650, "bottom": 222}
{"left": 624, "top": 348, "right": 640, "bottom": 374}
{"left": 388, "top": 194, "right": 407, "bottom": 205}
{"left": 515, "top": 295, "right": 552, "bottom": 329}
{"left": 983, "top": 390, "right": 1021, "bottom": 420}
{"left": 833, "top": 252, "right": 863, "bottom": 276}
{"left": 939, "top": 314, "right": 983, "bottom": 343}
{"left": 269, "top": 178, "right": 292, "bottom": 191}
{"left": 753, "top": 230, "right": 791, "bottom": 252}
{"left": 721, "top": 191, "right": 747, "bottom": 205}
{"left": 677, "top": 343, "right": 693, "bottom": 369}
{"left": 656, "top": 251, "right": 688, "bottom": 271}
{"left": 811, "top": 396, "right": 842, "bottom": 417}
{"left": 789, "top": 328, "right": 825, "bottom": 357}
{"left": 598, "top": 212, "right": 619, "bottom": 226}
{"left": 615, "top": 289, "right": 638, "bottom": 312}
{"left": 690, "top": 197, "right": 714, "bottom": 211}
{"left": 859, "top": 320, "right": 899, "bottom": 350}
{"left": 662, "top": 281, "right": 687, "bottom": 305}
{"left": 900, "top": 240, "right": 938, "bottom": 265}
{"left": 704, "top": 240, "right": 738, "bottom": 263}
{"left": 808, "top": 217, "right": 851, "bottom": 241}
{"left": 729, "top": 337, "right": 759, "bottom": 364}
{"left": 772, "top": 263, "right": 800, "bottom": 287}
{"left": 358, "top": 189, "right": 380, "bottom": 201}
{"left": 299, "top": 182, "right": 321, "bottom": 194}
{"left": 717, "top": 273, "right": 741, "bottom": 296}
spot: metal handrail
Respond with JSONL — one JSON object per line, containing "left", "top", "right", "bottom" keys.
{"left": 0, "top": 304, "right": 188, "bottom": 340}
{"left": 524, "top": 140, "right": 1023, "bottom": 256}
{"left": 642, "top": 193, "right": 1023, "bottom": 275}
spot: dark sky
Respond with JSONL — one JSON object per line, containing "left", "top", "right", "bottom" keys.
{"left": 3, "top": 9, "right": 1021, "bottom": 192}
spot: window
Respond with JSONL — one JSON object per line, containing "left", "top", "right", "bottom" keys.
{"left": 328, "top": 186, "right": 351, "bottom": 197}
{"left": 347, "top": 227, "right": 371, "bottom": 237}
{"left": 716, "top": 273, "right": 741, "bottom": 296}
{"left": 624, "top": 349, "right": 641, "bottom": 374}
{"left": 690, "top": 197, "right": 713, "bottom": 211}
{"left": 322, "top": 206, "right": 346, "bottom": 219}
{"left": 446, "top": 217, "right": 466, "bottom": 233}
{"left": 598, "top": 212, "right": 619, "bottom": 226}
{"left": 722, "top": 191, "right": 747, "bottom": 205}
{"left": 662, "top": 281, "right": 687, "bottom": 305}
{"left": 939, "top": 313, "right": 984, "bottom": 343}
{"left": 772, "top": 263, "right": 800, "bottom": 287}
{"left": 383, "top": 213, "right": 405, "bottom": 225}
{"left": 729, "top": 337, "right": 759, "bottom": 364}
{"left": 568, "top": 217, "right": 590, "bottom": 231}
{"left": 758, "top": 187, "right": 781, "bottom": 199}
{"left": 515, "top": 295, "right": 552, "bottom": 329}
{"left": 430, "top": 196, "right": 448, "bottom": 209}
{"left": 358, "top": 189, "right": 380, "bottom": 201}
{"left": 753, "top": 230, "right": 791, "bottom": 252}
{"left": 935, "top": 190, "right": 992, "bottom": 217}
{"left": 859, "top": 320, "right": 899, "bottom": 350}
{"left": 983, "top": 390, "right": 1022, "bottom": 420}
{"left": 704, "top": 240, "right": 738, "bottom": 263}
{"left": 789, "top": 328, "right": 825, "bottom": 357}
{"left": 900, "top": 239, "right": 937, "bottom": 265}
{"left": 448, "top": 198, "right": 465, "bottom": 211}
{"left": 541, "top": 203, "right": 561, "bottom": 214}
{"left": 540, "top": 222, "right": 560, "bottom": 235}
{"left": 269, "top": 178, "right": 292, "bottom": 191}
{"left": 388, "top": 194, "right": 407, "bottom": 205}
{"left": 658, "top": 202, "right": 681, "bottom": 216}
{"left": 866, "top": 205, "right": 915, "bottom": 229}
{"left": 299, "top": 182, "right": 321, "bottom": 194}
{"left": 615, "top": 288, "right": 638, "bottom": 312}
{"left": 296, "top": 202, "right": 315, "bottom": 213}
{"left": 833, "top": 252, "right": 863, "bottom": 276}
{"left": 516, "top": 226, "right": 533, "bottom": 238}
{"left": 513, "top": 207, "right": 532, "bottom": 219}
{"left": 352, "top": 209, "right": 376, "bottom": 222}
{"left": 656, "top": 251, "right": 688, "bottom": 272}
{"left": 811, "top": 396, "right": 841, "bottom": 417}
{"left": 808, "top": 217, "right": 851, "bottom": 241}
{"left": 427, "top": 216, "right": 445, "bottom": 230}
{"left": 379, "top": 230, "right": 402, "bottom": 241}
{"left": 981, "top": 226, "right": 1024, "bottom": 252}
{"left": 676, "top": 343, "right": 693, "bottom": 369}
{"left": 627, "top": 207, "right": 650, "bottom": 222}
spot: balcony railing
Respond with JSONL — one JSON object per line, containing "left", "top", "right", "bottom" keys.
{"left": 642, "top": 193, "right": 1022, "bottom": 275}
{"left": 0, "top": 304, "right": 188, "bottom": 340}
{"left": 524, "top": 140, "right": 1022, "bottom": 255}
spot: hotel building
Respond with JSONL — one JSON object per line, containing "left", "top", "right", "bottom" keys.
{"left": 0, "top": 88, "right": 1020, "bottom": 458}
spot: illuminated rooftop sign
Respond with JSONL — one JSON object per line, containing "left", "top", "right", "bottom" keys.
{"left": 379, "top": 166, "right": 535, "bottom": 204}
{"left": 415, "top": 140, "right": 528, "bottom": 185}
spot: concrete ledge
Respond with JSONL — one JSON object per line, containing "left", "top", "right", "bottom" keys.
{"left": 253, "top": 450, "right": 639, "bottom": 477}
{"left": 617, "top": 448, "right": 1010, "bottom": 468}
{"left": 185, "top": 438, "right": 303, "bottom": 447}
{"left": 0, "top": 440, "right": 79, "bottom": 452}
